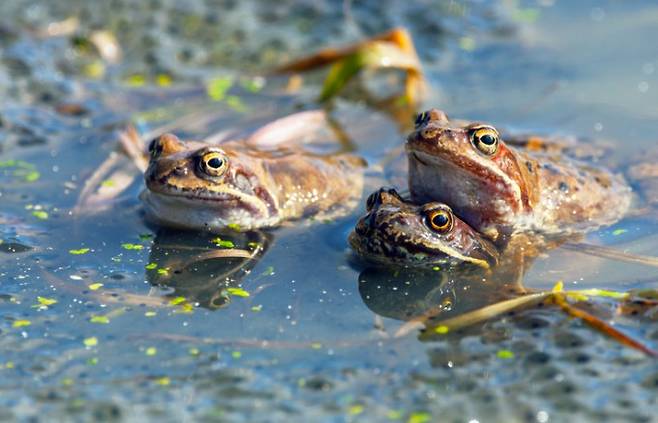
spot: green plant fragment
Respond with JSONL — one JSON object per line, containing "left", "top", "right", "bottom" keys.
{"left": 90, "top": 315, "right": 110, "bottom": 324}
{"left": 12, "top": 319, "right": 31, "bottom": 328}
{"left": 121, "top": 243, "right": 143, "bottom": 250}
{"left": 206, "top": 76, "right": 233, "bottom": 101}
{"left": 169, "top": 297, "right": 186, "bottom": 305}
{"left": 226, "top": 95, "right": 247, "bottom": 112}
{"left": 227, "top": 287, "right": 250, "bottom": 297}
{"left": 32, "top": 210, "right": 49, "bottom": 220}
{"left": 211, "top": 237, "right": 235, "bottom": 248}
{"left": 37, "top": 296, "right": 57, "bottom": 306}
{"left": 496, "top": 349, "right": 515, "bottom": 359}
{"left": 83, "top": 337, "right": 98, "bottom": 347}
{"left": 23, "top": 171, "right": 40, "bottom": 182}
{"left": 69, "top": 248, "right": 90, "bottom": 255}
{"left": 320, "top": 52, "right": 365, "bottom": 101}
{"left": 348, "top": 405, "right": 364, "bottom": 415}
{"left": 408, "top": 412, "right": 431, "bottom": 423}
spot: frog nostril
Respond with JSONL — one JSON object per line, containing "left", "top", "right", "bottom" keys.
{"left": 420, "top": 127, "right": 439, "bottom": 140}
{"left": 173, "top": 166, "right": 188, "bottom": 176}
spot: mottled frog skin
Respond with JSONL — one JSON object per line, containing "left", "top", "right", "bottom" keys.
{"left": 406, "top": 109, "right": 632, "bottom": 244}
{"left": 349, "top": 188, "right": 499, "bottom": 268}
{"left": 142, "top": 133, "right": 365, "bottom": 231}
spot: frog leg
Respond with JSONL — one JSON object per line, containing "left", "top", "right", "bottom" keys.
{"left": 73, "top": 126, "right": 147, "bottom": 214}
{"left": 275, "top": 27, "right": 424, "bottom": 105}
{"left": 245, "top": 109, "right": 355, "bottom": 153}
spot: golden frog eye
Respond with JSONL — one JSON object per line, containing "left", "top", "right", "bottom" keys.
{"left": 471, "top": 126, "right": 499, "bottom": 156}
{"left": 199, "top": 151, "right": 228, "bottom": 177}
{"left": 426, "top": 207, "right": 453, "bottom": 232}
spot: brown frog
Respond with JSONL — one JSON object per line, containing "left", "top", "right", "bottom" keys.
{"left": 406, "top": 109, "right": 632, "bottom": 244}
{"left": 142, "top": 121, "right": 366, "bottom": 231}
{"left": 349, "top": 188, "right": 499, "bottom": 269}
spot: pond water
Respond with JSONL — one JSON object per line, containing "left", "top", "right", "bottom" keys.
{"left": 1, "top": 1, "right": 657, "bottom": 421}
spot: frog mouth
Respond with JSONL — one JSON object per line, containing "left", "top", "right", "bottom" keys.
{"left": 147, "top": 183, "right": 243, "bottom": 203}
{"left": 142, "top": 185, "right": 271, "bottom": 219}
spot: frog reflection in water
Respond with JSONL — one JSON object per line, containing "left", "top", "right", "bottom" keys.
{"left": 406, "top": 109, "right": 633, "bottom": 245}
{"left": 141, "top": 112, "right": 366, "bottom": 231}
{"left": 146, "top": 228, "right": 271, "bottom": 310}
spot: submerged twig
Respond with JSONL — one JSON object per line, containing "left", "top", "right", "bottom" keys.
{"left": 552, "top": 284, "right": 658, "bottom": 358}
{"left": 413, "top": 282, "right": 657, "bottom": 358}
{"left": 414, "top": 291, "right": 551, "bottom": 340}
{"left": 563, "top": 242, "right": 658, "bottom": 269}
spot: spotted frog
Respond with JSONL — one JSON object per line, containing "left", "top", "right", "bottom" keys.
{"left": 142, "top": 129, "right": 365, "bottom": 231}
{"left": 349, "top": 188, "right": 499, "bottom": 269}
{"left": 406, "top": 109, "right": 632, "bottom": 244}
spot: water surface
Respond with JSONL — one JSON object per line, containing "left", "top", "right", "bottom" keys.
{"left": 1, "top": 1, "right": 657, "bottom": 421}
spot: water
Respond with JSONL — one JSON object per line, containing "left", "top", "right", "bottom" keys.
{"left": 1, "top": 1, "right": 657, "bottom": 421}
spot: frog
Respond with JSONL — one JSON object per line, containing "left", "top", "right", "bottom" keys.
{"left": 140, "top": 113, "right": 367, "bottom": 232}
{"left": 349, "top": 187, "right": 500, "bottom": 269}
{"left": 349, "top": 187, "right": 538, "bottom": 334}
{"left": 405, "top": 109, "right": 633, "bottom": 245}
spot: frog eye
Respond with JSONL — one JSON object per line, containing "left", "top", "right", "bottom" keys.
{"left": 426, "top": 207, "right": 453, "bottom": 232}
{"left": 414, "top": 111, "right": 430, "bottom": 128}
{"left": 148, "top": 137, "right": 163, "bottom": 159}
{"left": 415, "top": 109, "right": 449, "bottom": 128}
{"left": 366, "top": 188, "right": 404, "bottom": 210}
{"left": 365, "top": 192, "right": 379, "bottom": 211}
{"left": 199, "top": 151, "right": 228, "bottom": 177}
{"left": 471, "top": 126, "right": 499, "bottom": 156}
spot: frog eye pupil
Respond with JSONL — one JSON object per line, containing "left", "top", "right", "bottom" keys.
{"left": 432, "top": 213, "right": 449, "bottom": 228}
{"left": 480, "top": 134, "right": 496, "bottom": 145}
{"left": 207, "top": 157, "right": 223, "bottom": 169}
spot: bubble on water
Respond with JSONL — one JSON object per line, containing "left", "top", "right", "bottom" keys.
{"left": 642, "top": 63, "right": 655, "bottom": 75}
{"left": 590, "top": 8, "right": 605, "bottom": 21}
